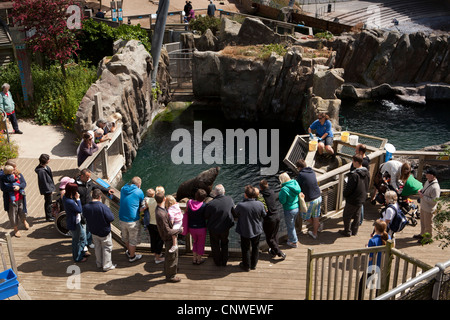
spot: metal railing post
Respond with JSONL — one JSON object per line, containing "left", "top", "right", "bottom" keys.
{"left": 432, "top": 263, "right": 446, "bottom": 300}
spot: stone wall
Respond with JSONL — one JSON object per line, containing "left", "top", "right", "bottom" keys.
{"left": 75, "top": 40, "right": 171, "bottom": 168}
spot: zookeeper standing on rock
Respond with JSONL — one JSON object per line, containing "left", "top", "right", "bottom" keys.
{"left": 1, "top": 83, "right": 23, "bottom": 134}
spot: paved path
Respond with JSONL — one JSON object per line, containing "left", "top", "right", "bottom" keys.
{"left": 9, "top": 119, "right": 77, "bottom": 160}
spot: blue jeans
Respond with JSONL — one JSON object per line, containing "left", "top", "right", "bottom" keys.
{"left": 284, "top": 208, "right": 299, "bottom": 244}
{"left": 71, "top": 223, "right": 87, "bottom": 262}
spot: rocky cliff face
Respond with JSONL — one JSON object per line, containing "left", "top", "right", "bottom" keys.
{"left": 191, "top": 17, "right": 344, "bottom": 131}
{"left": 75, "top": 40, "right": 171, "bottom": 167}
{"left": 192, "top": 46, "right": 343, "bottom": 132}
{"left": 328, "top": 30, "right": 450, "bottom": 86}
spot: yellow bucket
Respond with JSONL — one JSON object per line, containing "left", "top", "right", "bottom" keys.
{"left": 309, "top": 139, "right": 318, "bottom": 152}
{"left": 341, "top": 131, "right": 349, "bottom": 143}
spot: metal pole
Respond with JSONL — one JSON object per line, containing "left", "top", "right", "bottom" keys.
{"left": 151, "top": 0, "right": 170, "bottom": 88}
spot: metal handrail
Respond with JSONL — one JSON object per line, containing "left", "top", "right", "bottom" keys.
{"left": 375, "top": 259, "right": 450, "bottom": 300}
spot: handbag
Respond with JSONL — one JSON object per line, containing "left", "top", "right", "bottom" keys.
{"left": 299, "top": 193, "right": 308, "bottom": 213}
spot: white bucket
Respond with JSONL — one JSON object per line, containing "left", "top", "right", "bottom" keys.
{"left": 349, "top": 135, "right": 358, "bottom": 146}
{"left": 384, "top": 143, "right": 396, "bottom": 161}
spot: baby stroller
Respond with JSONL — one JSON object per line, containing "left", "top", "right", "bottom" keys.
{"left": 372, "top": 171, "right": 419, "bottom": 228}
{"left": 398, "top": 196, "right": 420, "bottom": 227}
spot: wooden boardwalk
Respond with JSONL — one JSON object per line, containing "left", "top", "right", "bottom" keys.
{"left": 0, "top": 158, "right": 449, "bottom": 300}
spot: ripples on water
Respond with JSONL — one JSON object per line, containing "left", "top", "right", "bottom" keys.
{"left": 121, "top": 106, "right": 299, "bottom": 201}
{"left": 339, "top": 100, "right": 450, "bottom": 150}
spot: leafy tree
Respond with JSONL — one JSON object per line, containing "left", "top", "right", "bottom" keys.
{"left": 11, "top": 0, "right": 81, "bottom": 77}
{"left": 77, "top": 19, "right": 151, "bottom": 67}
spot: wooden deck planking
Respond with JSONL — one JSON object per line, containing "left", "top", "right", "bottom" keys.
{"left": 1, "top": 158, "right": 449, "bottom": 300}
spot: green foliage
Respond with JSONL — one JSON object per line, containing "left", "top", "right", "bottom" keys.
{"left": 115, "top": 24, "right": 151, "bottom": 52}
{"left": 0, "top": 62, "right": 97, "bottom": 129}
{"left": 0, "top": 134, "right": 19, "bottom": 163}
{"left": 315, "top": 31, "right": 334, "bottom": 40}
{"left": 189, "top": 16, "right": 221, "bottom": 35}
{"left": 0, "top": 64, "right": 26, "bottom": 113}
{"left": 151, "top": 82, "right": 162, "bottom": 102}
{"left": 258, "top": 43, "right": 288, "bottom": 60}
{"left": 33, "top": 62, "right": 97, "bottom": 129}
{"left": 78, "top": 19, "right": 151, "bottom": 66}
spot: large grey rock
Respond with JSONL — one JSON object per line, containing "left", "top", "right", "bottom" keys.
{"left": 219, "top": 17, "right": 241, "bottom": 46}
{"left": 192, "top": 51, "right": 221, "bottom": 97}
{"left": 196, "top": 29, "right": 218, "bottom": 51}
{"left": 76, "top": 40, "right": 171, "bottom": 167}
{"left": 236, "top": 17, "right": 281, "bottom": 45}
{"left": 312, "top": 68, "right": 345, "bottom": 99}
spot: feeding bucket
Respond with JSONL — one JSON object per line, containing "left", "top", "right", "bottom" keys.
{"left": 349, "top": 135, "right": 358, "bottom": 146}
{"left": 341, "top": 131, "right": 349, "bottom": 143}
{"left": 309, "top": 139, "right": 318, "bottom": 152}
{"left": 385, "top": 143, "right": 396, "bottom": 162}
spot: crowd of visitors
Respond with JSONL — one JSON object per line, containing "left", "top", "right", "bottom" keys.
{"left": 0, "top": 107, "right": 443, "bottom": 285}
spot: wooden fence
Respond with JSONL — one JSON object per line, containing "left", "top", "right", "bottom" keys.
{"left": 306, "top": 240, "right": 434, "bottom": 300}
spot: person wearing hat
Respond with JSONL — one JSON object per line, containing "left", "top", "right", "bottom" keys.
{"left": 415, "top": 168, "right": 441, "bottom": 243}
{"left": 57, "top": 176, "right": 75, "bottom": 212}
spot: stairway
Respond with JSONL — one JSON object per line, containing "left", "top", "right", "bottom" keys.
{"left": 0, "top": 23, "right": 14, "bottom": 67}
{"left": 318, "top": 0, "right": 450, "bottom": 30}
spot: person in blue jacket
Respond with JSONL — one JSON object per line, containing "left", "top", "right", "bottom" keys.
{"left": 119, "top": 176, "right": 144, "bottom": 262}
{"left": 308, "top": 112, "right": 334, "bottom": 155}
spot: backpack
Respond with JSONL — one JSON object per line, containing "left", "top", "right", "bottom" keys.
{"left": 387, "top": 204, "right": 408, "bottom": 232}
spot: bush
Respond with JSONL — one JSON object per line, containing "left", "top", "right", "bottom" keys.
{"left": 0, "top": 134, "right": 19, "bottom": 164}
{"left": 189, "top": 16, "right": 220, "bottom": 35}
{"left": 0, "top": 62, "right": 97, "bottom": 130}
{"left": 33, "top": 62, "right": 97, "bottom": 129}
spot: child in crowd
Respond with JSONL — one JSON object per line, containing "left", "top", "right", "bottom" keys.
{"left": 368, "top": 219, "right": 390, "bottom": 267}
{"left": 3, "top": 165, "right": 24, "bottom": 204}
{"left": 166, "top": 195, "right": 183, "bottom": 253}
{"left": 140, "top": 188, "right": 164, "bottom": 264}
{"left": 141, "top": 188, "right": 156, "bottom": 227}
{"left": 155, "top": 185, "right": 165, "bottom": 196}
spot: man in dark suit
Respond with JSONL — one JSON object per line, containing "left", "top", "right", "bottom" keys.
{"left": 204, "top": 184, "right": 236, "bottom": 266}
